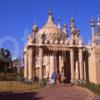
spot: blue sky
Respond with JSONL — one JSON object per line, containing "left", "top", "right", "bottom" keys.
{"left": 0, "top": 0, "right": 100, "bottom": 58}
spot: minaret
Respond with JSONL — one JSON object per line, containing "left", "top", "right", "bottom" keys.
{"left": 57, "top": 17, "right": 61, "bottom": 28}
{"left": 97, "top": 16, "right": 100, "bottom": 35}
{"left": 90, "top": 16, "right": 95, "bottom": 43}
{"left": 70, "top": 17, "right": 76, "bottom": 33}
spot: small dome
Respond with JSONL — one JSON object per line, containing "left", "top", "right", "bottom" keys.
{"left": 33, "top": 20, "right": 38, "bottom": 32}
{"left": 33, "top": 25, "right": 38, "bottom": 31}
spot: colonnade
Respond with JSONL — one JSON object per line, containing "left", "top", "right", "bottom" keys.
{"left": 24, "top": 46, "right": 87, "bottom": 83}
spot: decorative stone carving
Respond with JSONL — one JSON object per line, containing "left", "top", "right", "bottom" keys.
{"left": 60, "top": 39, "right": 64, "bottom": 44}
{"left": 45, "top": 39, "right": 48, "bottom": 44}
{"left": 55, "top": 40, "right": 59, "bottom": 44}
{"left": 28, "top": 34, "right": 33, "bottom": 44}
{"left": 50, "top": 39, "right": 54, "bottom": 44}
{"left": 65, "top": 39, "right": 69, "bottom": 44}
{"left": 79, "top": 37, "right": 83, "bottom": 45}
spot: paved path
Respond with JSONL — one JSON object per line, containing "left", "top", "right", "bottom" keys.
{"left": 33, "top": 85, "right": 95, "bottom": 100}
{"left": 0, "top": 85, "right": 100, "bottom": 100}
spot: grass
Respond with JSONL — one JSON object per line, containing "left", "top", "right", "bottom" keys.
{"left": 0, "top": 81, "right": 43, "bottom": 92}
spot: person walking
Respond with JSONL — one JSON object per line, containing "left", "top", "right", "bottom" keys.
{"left": 51, "top": 70, "right": 57, "bottom": 85}
{"left": 57, "top": 71, "right": 61, "bottom": 85}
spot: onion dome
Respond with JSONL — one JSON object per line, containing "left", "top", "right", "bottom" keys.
{"left": 37, "top": 9, "right": 66, "bottom": 43}
{"left": 33, "top": 20, "right": 38, "bottom": 32}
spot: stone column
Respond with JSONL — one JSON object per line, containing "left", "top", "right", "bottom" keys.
{"left": 84, "top": 61, "right": 86, "bottom": 81}
{"left": 45, "top": 55, "right": 49, "bottom": 78}
{"left": 75, "top": 61, "right": 79, "bottom": 80}
{"left": 50, "top": 53, "right": 55, "bottom": 78}
{"left": 62, "top": 53, "right": 65, "bottom": 76}
{"left": 70, "top": 48, "right": 74, "bottom": 83}
{"left": 54, "top": 53, "right": 57, "bottom": 72}
{"left": 24, "top": 52, "right": 28, "bottom": 79}
{"left": 79, "top": 48, "right": 84, "bottom": 81}
{"left": 28, "top": 47, "right": 33, "bottom": 80}
{"left": 59, "top": 55, "right": 62, "bottom": 75}
{"left": 39, "top": 47, "right": 43, "bottom": 80}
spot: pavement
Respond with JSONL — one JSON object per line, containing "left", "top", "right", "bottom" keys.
{"left": 0, "top": 84, "right": 100, "bottom": 100}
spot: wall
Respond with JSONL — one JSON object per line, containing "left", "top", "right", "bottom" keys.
{"left": 89, "top": 46, "right": 100, "bottom": 85}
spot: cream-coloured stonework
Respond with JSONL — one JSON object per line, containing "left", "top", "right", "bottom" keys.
{"left": 24, "top": 11, "right": 100, "bottom": 84}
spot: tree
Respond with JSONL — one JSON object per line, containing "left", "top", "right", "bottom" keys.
{"left": 0, "top": 48, "right": 12, "bottom": 73}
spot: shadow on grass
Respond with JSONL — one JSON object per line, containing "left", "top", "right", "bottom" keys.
{"left": 0, "top": 91, "right": 43, "bottom": 100}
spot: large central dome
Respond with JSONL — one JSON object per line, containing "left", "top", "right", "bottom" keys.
{"left": 36, "top": 11, "right": 67, "bottom": 43}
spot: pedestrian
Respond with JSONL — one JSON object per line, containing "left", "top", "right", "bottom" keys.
{"left": 57, "top": 71, "right": 61, "bottom": 85}
{"left": 61, "top": 75, "right": 66, "bottom": 86}
{"left": 51, "top": 70, "right": 57, "bottom": 85}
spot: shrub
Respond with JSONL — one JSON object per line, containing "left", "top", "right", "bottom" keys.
{"left": 80, "top": 82, "right": 100, "bottom": 95}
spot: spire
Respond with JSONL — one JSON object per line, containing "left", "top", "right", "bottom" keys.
{"left": 34, "top": 19, "right": 37, "bottom": 25}
{"left": 70, "top": 17, "right": 76, "bottom": 32}
{"left": 44, "top": 7, "right": 56, "bottom": 28}
{"left": 33, "top": 19, "right": 38, "bottom": 32}
{"left": 57, "top": 17, "right": 61, "bottom": 28}
{"left": 48, "top": 7, "right": 54, "bottom": 23}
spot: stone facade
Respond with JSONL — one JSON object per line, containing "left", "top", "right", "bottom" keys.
{"left": 24, "top": 9, "right": 100, "bottom": 84}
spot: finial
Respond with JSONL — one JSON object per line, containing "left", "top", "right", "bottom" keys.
{"left": 47, "top": 7, "right": 54, "bottom": 22}
{"left": 34, "top": 19, "right": 37, "bottom": 25}
{"left": 90, "top": 16, "right": 95, "bottom": 27}
{"left": 48, "top": 7, "right": 53, "bottom": 16}
{"left": 57, "top": 17, "right": 61, "bottom": 28}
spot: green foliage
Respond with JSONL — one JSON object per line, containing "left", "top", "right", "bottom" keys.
{"left": 0, "top": 48, "right": 12, "bottom": 63}
{"left": 0, "top": 73, "right": 21, "bottom": 81}
{"left": 39, "top": 78, "right": 47, "bottom": 87}
{"left": 0, "top": 48, "right": 12, "bottom": 73}
{"left": 80, "top": 82, "right": 100, "bottom": 95}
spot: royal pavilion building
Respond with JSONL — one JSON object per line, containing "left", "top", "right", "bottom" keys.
{"left": 24, "top": 9, "right": 100, "bottom": 84}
